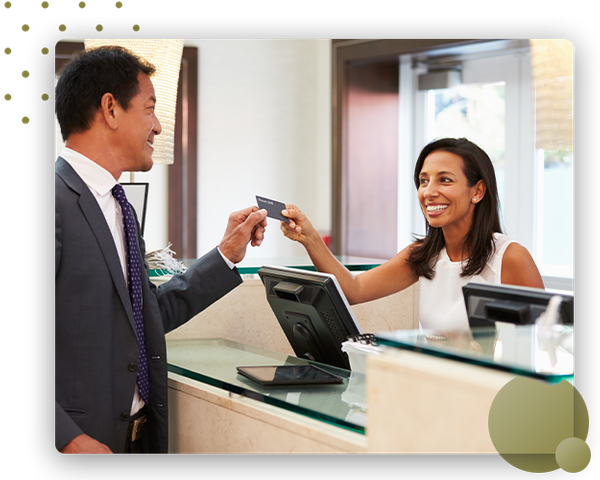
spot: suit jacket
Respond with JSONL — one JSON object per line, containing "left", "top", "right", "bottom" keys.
{"left": 55, "top": 157, "right": 243, "bottom": 453}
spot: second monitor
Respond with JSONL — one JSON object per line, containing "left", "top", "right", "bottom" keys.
{"left": 258, "top": 265, "right": 363, "bottom": 370}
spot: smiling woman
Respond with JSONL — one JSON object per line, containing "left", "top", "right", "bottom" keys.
{"left": 410, "top": 137, "right": 501, "bottom": 279}
{"left": 280, "top": 137, "right": 544, "bottom": 331}
{"left": 408, "top": 138, "right": 544, "bottom": 330}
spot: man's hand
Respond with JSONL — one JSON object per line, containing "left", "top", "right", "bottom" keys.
{"left": 59, "top": 434, "right": 113, "bottom": 454}
{"left": 218, "top": 206, "right": 268, "bottom": 264}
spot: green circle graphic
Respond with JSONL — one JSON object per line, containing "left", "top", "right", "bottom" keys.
{"left": 4, "top": 2, "right": 11, "bottom": 8}
{"left": 22, "top": 25, "right": 30, "bottom": 32}
{"left": 96, "top": 24, "right": 103, "bottom": 32}
{"left": 555, "top": 437, "right": 591, "bottom": 473}
{"left": 4, "top": 94, "right": 11, "bottom": 101}
{"left": 59, "top": 24, "right": 66, "bottom": 32}
{"left": 4, "top": 48, "right": 11, "bottom": 54}
{"left": 22, "top": 71, "right": 29, "bottom": 78}
{"left": 133, "top": 24, "right": 140, "bottom": 31}
{"left": 22, "top": 117, "right": 29, "bottom": 124}
{"left": 42, "top": 47, "right": 49, "bottom": 55}
{"left": 42, "top": 1, "right": 49, "bottom": 8}
{"left": 42, "top": 93, "right": 49, "bottom": 101}
{"left": 79, "top": 1, "right": 85, "bottom": 8}
{"left": 116, "top": 2, "right": 123, "bottom": 8}
{"left": 489, "top": 378, "right": 590, "bottom": 473}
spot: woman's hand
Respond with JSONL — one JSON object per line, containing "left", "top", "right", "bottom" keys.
{"left": 280, "top": 204, "right": 319, "bottom": 245}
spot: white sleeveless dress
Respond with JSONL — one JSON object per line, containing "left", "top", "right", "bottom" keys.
{"left": 418, "top": 233, "right": 516, "bottom": 331}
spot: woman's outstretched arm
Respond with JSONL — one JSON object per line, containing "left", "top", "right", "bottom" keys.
{"left": 281, "top": 204, "right": 418, "bottom": 304}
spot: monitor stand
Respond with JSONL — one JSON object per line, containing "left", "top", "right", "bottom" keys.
{"left": 286, "top": 313, "right": 323, "bottom": 362}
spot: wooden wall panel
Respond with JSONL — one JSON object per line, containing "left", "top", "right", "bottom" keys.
{"left": 343, "top": 61, "right": 399, "bottom": 259}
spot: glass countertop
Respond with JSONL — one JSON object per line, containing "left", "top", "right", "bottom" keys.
{"left": 151, "top": 255, "right": 385, "bottom": 277}
{"left": 166, "top": 338, "right": 367, "bottom": 434}
{"left": 375, "top": 324, "right": 574, "bottom": 383}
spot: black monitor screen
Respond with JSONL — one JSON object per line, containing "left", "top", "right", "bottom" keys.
{"left": 462, "top": 282, "right": 574, "bottom": 328}
{"left": 258, "top": 266, "right": 363, "bottom": 370}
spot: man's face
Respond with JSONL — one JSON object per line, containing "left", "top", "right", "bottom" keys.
{"left": 116, "top": 72, "right": 162, "bottom": 172}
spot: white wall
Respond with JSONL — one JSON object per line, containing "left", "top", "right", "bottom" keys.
{"left": 188, "top": 39, "right": 332, "bottom": 260}
{"left": 56, "top": 39, "right": 332, "bottom": 258}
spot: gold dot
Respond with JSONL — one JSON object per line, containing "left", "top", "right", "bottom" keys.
{"left": 112, "top": 0, "right": 127, "bottom": 12}
{"left": 38, "top": 0, "right": 52, "bottom": 12}
{"left": 42, "top": 93, "right": 49, "bottom": 101}
{"left": 79, "top": 1, "right": 85, "bottom": 7}
{"left": 19, "top": 113, "right": 31, "bottom": 127}
{"left": 19, "top": 68, "right": 31, "bottom": 81}
{"left": 2, "top": 90, "right": 15, "bottom": 105}
{"left": 133, "top": 24, "right": 140, "bottom": 31}
{"left": 2, "top": 0, "right": 13, "bottom": 13}
{"left": 59, "top": 24, "right": 66, "bottom": 32}
{"left": 19, "top": 21, "right": 33, "bottom": 35}
{"left": 2, "top": 45, "right": 15, "bottom": 58}
{"left": 96, "top": 24, "right": 103, "bottom": 32}
{"left": 41, "top": 47, "right": 49, "bottom": 55}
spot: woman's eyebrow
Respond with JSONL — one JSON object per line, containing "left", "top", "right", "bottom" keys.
{"left": 420, "top": 170, "right": 456, "bottom": 177}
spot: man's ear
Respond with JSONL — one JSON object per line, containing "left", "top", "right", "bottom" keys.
{"left": 99, "top": 92, "right": 119, "bottom": 130}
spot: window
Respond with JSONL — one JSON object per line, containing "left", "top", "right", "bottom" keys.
{"left": 536, "top": 148, "right": 573, "bottom": 280}
{"left": 426, "top": 82, "right": 507, "bottom": 215}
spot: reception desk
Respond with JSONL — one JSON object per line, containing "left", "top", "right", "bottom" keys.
{"left": 166, "top": 325, "right": 573, "bottom": 453}
{"left": 167, "top": 338, "right": 367, "bottom": 453}
{"left": 367, "top": 325, "right": 573, "bottom": 453}
{"left": 158, "top": 258, "right": 573, "bottom": 453}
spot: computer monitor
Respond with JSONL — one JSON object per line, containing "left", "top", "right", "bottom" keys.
{"left": 257, "top": 265, "right": 363, "bottom": 370}
{"left": 462, "top": 282, "right": 574, "bottom": 328}
{"left": 121, "top": 182, "right": 149, "bottom": 235}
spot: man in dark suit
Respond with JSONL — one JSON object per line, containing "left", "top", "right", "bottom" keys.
{"left": 55, "top": 45, "right": 268, "bottom": 453}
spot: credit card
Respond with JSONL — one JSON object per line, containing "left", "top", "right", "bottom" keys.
{"left": 256, "top": 195, "right": 289, "bottom": 223}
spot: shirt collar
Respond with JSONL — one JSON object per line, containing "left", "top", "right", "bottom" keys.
{"left": 59, "top": 147, "right": 118, "bottom": 196}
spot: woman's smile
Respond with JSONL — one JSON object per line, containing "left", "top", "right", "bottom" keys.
{"left": 426, "top": 204, "right": 449, "bottom": 216}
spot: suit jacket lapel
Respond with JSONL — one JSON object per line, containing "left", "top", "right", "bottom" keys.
{"left": 56, "top": 157, "right": 137, "bottom": 332}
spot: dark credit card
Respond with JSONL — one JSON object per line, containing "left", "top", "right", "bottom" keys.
{"left": 256, "top": 195, "right": 289, "bottom": 223}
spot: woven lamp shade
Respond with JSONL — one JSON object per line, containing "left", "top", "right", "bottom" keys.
{"left": 84, "top": 39, "right": 184, "bottom": 165}
{"left": 530, "top": 39, "right": 574, "bottom": 153}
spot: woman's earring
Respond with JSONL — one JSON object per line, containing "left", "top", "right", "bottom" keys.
{"left": 472, "top": 198, "right": 478, "bottom": 203}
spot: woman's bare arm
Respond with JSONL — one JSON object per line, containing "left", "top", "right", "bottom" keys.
{"left": 281, "top": 204, "right": 418, "bottom": 304}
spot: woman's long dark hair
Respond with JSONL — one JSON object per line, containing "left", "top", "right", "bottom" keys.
{"left": 407, "top": 138, "right": 502, "bottom": 279}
